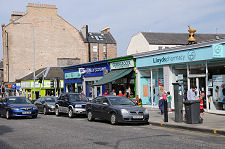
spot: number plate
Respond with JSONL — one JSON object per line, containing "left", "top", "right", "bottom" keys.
{"left": 133, "top": 115, "right": 143, "bottom": 119}
{"left": 22, "top": 111, "right": 31, "bottom": 114}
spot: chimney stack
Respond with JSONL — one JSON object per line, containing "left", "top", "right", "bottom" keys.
{"left": 82, "top": 25, "right": 88, "bottom": 39}
{"left": 101, "top": 27, "right": 110, "bottom": 33}
{"left": 10, "top": 11, "right": 25, "bottom": 23}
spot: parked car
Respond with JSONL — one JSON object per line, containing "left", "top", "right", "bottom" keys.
{"left": 86, "top": 96, "right": 149, "bottom": 125}
{"left": 0, "top": 97, "right": 38, "bottom": 119}
{"left": 34, "top": 97, "right": 57, "bottom": 115}
{"left": 55, "top": 93, "right": 88, "bottom": 118}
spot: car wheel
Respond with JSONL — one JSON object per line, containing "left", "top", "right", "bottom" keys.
{"left": 68, "top": 108, "right": 74, "bottom": 118}
{"left": 6, "top": 111, "right": 11, "bottom": 120}
{"left": 55, "top": 107, "right": 61, "bottom": 116}
{"left": 110, "top": 113, "right": 118, "bottom": 125}
{"left": 43, "top": 107, "right": 47, "bottom": 115}
{"left": 32, "top": 115, "right": 38, "bottom": 118}
{"left": 87, "top": 111, "right": 94, "bottom": 121}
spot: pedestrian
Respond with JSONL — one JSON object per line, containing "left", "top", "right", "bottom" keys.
{"left": 103, "top": 90, "right": 109, "bottom": 96}
{"left": 118, "top": 91, "right": 123, "bottom": 96}
{"left": 110, "top": 89, "right": 116, "bottom": 96}
{"left": 158, "top": 87, "right": 166, "bottom": 115}
{"left": 187, "top": 85, "right": 197, "bottom": 100}
{"left": 167, "top": 91, "right": 172, "bottom": 113}
{"left": 198, "top": 94, "right": 205, "bottom": 123}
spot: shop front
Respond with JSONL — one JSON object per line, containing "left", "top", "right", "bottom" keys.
{"left": 135, "top": 39, "right": 225, "bottom": 114}
{"left": 21, "top": 80, "right": 64, "bottom": 100}
{"left": 63, "top": 60, "right": 110, "bottom": 99}
{"left": 94, "top": 56, "right": 136, "bottom": 98}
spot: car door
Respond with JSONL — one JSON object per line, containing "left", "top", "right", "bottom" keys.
{"left": 93, "top": 97, "right": 103, "bottom": 118}
{"left": 99, "top": 97, "right": 111, "bottom": 120}
{"left": 1, "top": 98, "right": 8, "bottom": 116}
{"left": 35, "top": 98, "right": 42, "bottom": 112}
{"left": 60, "top": 95, "right": 70, "bottom": 113}
{"left": 0, "top": 98, "right": 3, "bottom": 115}
{"left": 39, "top": 98, "right": 46, "bottom": 112}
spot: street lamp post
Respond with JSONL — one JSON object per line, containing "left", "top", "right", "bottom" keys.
{"left": 13, "top": 22, "right": 36, "bottom": 100}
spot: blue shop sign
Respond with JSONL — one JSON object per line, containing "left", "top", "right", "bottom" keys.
{"left": 137, "top": 44, "right": 225, "bottom": 68}
{"left": 11, "top": 84, "right": 16, "bottom": 89}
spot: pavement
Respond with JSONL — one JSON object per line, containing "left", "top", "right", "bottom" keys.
{"left": 145, "top": 107, "right": 225, "bottom": 136}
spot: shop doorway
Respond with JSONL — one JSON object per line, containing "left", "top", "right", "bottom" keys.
{"left": 189, "top": 76, "right": 206, "bottom": 107}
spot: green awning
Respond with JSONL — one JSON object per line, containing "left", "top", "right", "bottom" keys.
{"left": 93, "top": 68, "right": 133, "bottom": 86}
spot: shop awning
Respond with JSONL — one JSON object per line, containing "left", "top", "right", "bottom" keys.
{"left": 93, "top": 68, "right": 133, "bottom": 86}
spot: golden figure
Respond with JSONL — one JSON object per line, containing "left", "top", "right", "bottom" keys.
{"left": 188, "top": 25, "right": 196, "bottom": 44}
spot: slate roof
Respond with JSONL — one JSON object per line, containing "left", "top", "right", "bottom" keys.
{"left": 17, "top": 67, "right": 63, "bottom": 82}
{"left": 80, "top": 32, "right": 116, "bottom": 44}
{"left": 141, "top": 32, "right": 225, "bottom": 45}
{"left": 134, "top": 37, "right": 225, "bottom": 58}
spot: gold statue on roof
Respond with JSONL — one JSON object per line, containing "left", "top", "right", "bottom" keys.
{"left": 188, "top": 25, "right": 196, "bottom": 44}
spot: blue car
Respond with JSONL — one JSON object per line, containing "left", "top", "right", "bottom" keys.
{"left": 0, "top": 97, "right": 38, "bottom": 119}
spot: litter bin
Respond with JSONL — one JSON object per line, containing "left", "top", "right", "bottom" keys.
{"left": 183, "top": 100, "right": 200, "bottom": 124}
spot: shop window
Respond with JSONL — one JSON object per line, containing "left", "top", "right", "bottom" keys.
{"left": 207, "top": 60, "right": 225, "bottom": 111}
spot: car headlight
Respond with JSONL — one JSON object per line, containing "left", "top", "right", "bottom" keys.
{"left": 144, "top": 108, "right": 149, "bottom": 114}
{"left": 33, "top": 107, "right": 38, "bottom": 110}
{"left": 75, "top": 104, "right": 82, "bottom": 108}
{"left": 121, "top": 109, "right": 129, "bottom": 115}
{"left": 11, "top": 108, "right": 20, "bottom": 110}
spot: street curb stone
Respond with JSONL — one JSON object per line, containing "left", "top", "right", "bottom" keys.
{"left": 149, "top": 121, "right": 225, "bottom": 136}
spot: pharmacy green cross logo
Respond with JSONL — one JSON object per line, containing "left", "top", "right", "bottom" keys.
{"left": 187, "top": 50, "right": 196, "bottom": 61}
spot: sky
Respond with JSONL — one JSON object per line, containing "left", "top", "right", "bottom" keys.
{"left": 1, "top": 0, "right": 225, "bottom": 60}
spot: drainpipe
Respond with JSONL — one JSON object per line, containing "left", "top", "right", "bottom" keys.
{"left": 5, "top": 30, "right": 9, "bottom": 83}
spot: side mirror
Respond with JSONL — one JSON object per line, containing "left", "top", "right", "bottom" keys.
{"left": 103, "top": 102, "right": 108, "bottom": 105}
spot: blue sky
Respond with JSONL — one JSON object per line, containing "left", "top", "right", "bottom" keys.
{"left": 1, "top": 0, "right": 225, "bottom": 59}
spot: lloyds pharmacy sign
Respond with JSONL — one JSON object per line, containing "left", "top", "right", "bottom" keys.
{"left": 152, "top": 50, "right": 197, "bottom": 65}
{"left": 110, "top": 60, "right": 134, "bottom": 70}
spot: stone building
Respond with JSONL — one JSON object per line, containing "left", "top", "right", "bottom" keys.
{"left": 2, "top": 3, "right": 117, "bottom": 83}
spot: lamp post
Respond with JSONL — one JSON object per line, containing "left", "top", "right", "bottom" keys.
{"left": 13, "top": 22, "right": 36, "bottom": 100}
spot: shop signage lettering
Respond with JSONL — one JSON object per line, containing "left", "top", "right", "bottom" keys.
{"left": 79, "top": 67, "right": 107, "bottom": 74}
{"left": 153, "top": 55, "right": 185, "bottom": 64}
{"left": 65, "top": 72, "right": 81, "bottom": 79}
{"left": 110, "top": 60, "right": 134, "bottom": 70}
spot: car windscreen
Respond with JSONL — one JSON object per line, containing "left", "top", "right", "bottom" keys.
{"left": 108, "top": 97, "right": 136, "bottom": 106}
{"left": 69, "top": 94, "right": 88, "bottom": 102}
{"left": 7, "top": 97, "right": 31, "bottom": 104}
{"left": 44, "top": 97, "right": 56, "bottom": 102}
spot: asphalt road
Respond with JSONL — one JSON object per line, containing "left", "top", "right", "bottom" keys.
{"left": 0, "top": 114, "right": 224, "bottom": 149}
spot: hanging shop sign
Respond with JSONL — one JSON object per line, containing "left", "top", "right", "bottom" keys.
{"left": 65, "top": 72, "right": 81, "bottom": 79}
{"left": 110, "top": 60, "right": 134, "bottom": 70}
{"left": 78, "top": 67, "right": 107, "bottom": 74}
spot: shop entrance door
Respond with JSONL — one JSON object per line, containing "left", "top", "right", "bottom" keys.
{"left": 189, "top": 76, "right": 206, "bottom": 98}
{"left": 94, "top": 86, "right": 102, "bottom": 98}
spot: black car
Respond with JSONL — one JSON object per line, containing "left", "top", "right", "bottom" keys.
{"left": 0, "top": 97, "right": 38, "bottom": 119}
{"left": 86, "top": 96, "right": 149, "bottom": 125}
{"left": 55, "top": 93, "right": 88, "bottom": 118}
{"left": 34, "top": 97, "right": 57, "bottom": 115}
